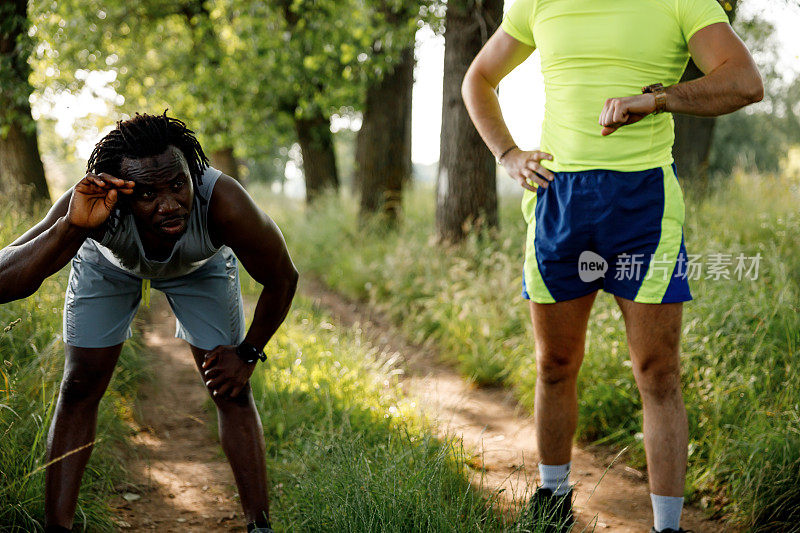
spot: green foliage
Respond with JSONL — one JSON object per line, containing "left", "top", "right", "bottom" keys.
{"left": 29, "top": 0, "right": 443, "bottom": 165}
{"left": 0, "top": 203, "right": 148, "bottom": 531}
{"left": 30, "top": 0, "right": 252, "bottom": 152}
{"left": 250, "top": 174, "right": 800, "bottom": 528}
{"left": 679, "top": 175, "right": 800, "bottom": 527}
{"left": 250, "top": 188, "right": 531, "bottom": 385}
{"left": 708, "top": 15, "right": 800, "bottom": 175}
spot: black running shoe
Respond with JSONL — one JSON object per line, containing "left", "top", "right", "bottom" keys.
{"left": 514, "top": 487, "right": 574, "bottom": 532}
{"left": 651, "top": 528, "right": 695, "bottom": 533}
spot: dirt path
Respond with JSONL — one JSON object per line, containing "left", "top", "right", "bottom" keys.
{"left": 303, "top": 279, "right": 729, "bottom": 533}
{"left": 110, "top": 283, "right": 728, "bottom": 532}
{"left": 111, "top": 294, "right": 241, "bottom": 532}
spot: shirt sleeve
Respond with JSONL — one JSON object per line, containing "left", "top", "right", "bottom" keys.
{"left": 501, "top": 0, "right": 536, "bottom": 48}
{"left": 677, "top": 0, "right": 730, "bottom": 42}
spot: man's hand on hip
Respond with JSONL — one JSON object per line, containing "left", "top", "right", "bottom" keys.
{"left": 501, "top": 149, "right": 555, "bottom": 191}
{"left": 202, "top": 345, "right": 256, "bottom": 399}
{"left": 599, "top": 93, "right": 657, "bottom": 136}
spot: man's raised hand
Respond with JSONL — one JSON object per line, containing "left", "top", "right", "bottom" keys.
{"left": 599, "top": 93, "right": 657, "bottom": 136}
{"left": 501, "top": 149, "right": 555, "bottom": 191}
{"left": 66, "top": 173, "right": 135, "bottom": 229}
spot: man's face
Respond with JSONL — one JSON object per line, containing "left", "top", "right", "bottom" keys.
{"left": 121, "top": 146, "right": 194, "bottom": 241}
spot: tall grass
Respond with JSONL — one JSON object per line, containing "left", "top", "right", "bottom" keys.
{"left": 0, "top": 202, "right": 148, "bottom": 531}
{"left": 238, "top": 269, "right": 510, "bottom": 531}
{"left": 251, "top": 172, "right": 800, "bottom": 529}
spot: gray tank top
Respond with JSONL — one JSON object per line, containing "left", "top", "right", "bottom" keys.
{"left": 77, "top": 166, "right": 227, "bottom": 279}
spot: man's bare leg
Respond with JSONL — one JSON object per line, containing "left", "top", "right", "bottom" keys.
{"left": 615, "top": 297, "right": 687, "bottom": 497}
{"left": 530, "top": 291, "right": 597, "bottom": 466}
{"left": 45, "top": 343, "right": 123, "bottom": 529}
{"left": 190, "top": 345, "right": 270, "bottom": 525}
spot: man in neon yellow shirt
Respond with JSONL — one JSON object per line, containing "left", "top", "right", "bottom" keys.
{"left": 462, "top": 0, "right": 762, "bottom": 531}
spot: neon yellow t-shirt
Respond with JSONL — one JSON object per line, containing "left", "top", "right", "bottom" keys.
{"left": 501, "top": 0, "right": 729, "bottom": 172}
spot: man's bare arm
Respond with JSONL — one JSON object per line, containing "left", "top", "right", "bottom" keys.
{"left": 462, "top": 29, "right": 534, "bottom": 161}
{"left": 202, "top": 175, "right": 298, "bottom": 398}
{"left": 0, "top": 174, "right": 134, "bottom": 304}
{"left": 0, "top": 192, "right": 83, "bottom": 303}
{"left": 462, "top": 28, "right": 555, "bottom": 190}
{"left": 668, "top": 22, "right": 763, "bottom": 115}
{"left": 600, "top": 22, "right": 763, "bottom": 135}
{"left": 210, "top": 175, "right": 298, "bottom": 351}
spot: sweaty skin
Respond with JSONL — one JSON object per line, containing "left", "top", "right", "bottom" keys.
{"left": 0, "top": 147, "right": 298, "bottom": 529}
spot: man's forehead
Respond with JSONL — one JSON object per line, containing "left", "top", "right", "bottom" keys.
{"left": 121, "top": 146, "right": 190, "bottom": 184}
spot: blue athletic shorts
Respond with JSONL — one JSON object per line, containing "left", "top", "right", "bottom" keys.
{"left": 63, "top": 248, "right": 245, "bottom": 349}
{"left": 522, "top": 164, "right": 692, "bottom": 304}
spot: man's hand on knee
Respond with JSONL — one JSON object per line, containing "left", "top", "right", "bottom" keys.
{"left": 201, "top": 345, "right": 256, "bottom": 399}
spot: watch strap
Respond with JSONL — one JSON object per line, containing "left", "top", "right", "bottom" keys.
{"left": 642, "top": 83, "right": 667, "bottom": 114}
{"left": 236, "top": 341, "right": 266, "bottom": 363}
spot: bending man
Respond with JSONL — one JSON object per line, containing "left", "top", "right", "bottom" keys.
{"left": 0, "top": 112, "right": 298, "bottom": 533}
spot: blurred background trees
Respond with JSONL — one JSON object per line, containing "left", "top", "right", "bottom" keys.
{"left": 0, "top": 0, "right": 49, "bottom": 203}
{"left": 707, "top": 12, "right": 800, "bottom": 175}
{"left": 0, "top": 0, "right": 796, "bottom": 228}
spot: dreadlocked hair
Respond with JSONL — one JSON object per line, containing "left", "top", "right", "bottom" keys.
{"left": 87, "top": 111, "right": 209, "bottom": 185}
{"left": 86, "top": 111, "right": 209, "bottom": 237}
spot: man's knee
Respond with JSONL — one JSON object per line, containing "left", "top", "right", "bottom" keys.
{"left": 210, "top": 383, "right": 254, "bottom": 411}
{"left": 59, "top": 374, "right": 106, "bottom": 406}
{"left": 633, "top": 355, "right": 682, "bottom": 401}
{"left": 536, "top": 347, "right": 582, "bottom": 385}
{"left": 59, "top": 344, "right": 121, "bottom": 406}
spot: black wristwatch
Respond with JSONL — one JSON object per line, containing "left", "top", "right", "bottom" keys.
{"left": 235, "top": 341, "right": 267, "bottom": 364}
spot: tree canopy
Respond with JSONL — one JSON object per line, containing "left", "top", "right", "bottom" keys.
{"left": 30, "top": 0, "right": 441, "bottom": 169}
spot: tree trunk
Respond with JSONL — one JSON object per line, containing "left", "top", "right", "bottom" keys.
{"left": 356, "top": 46, "right": 414, "bottom": 223}
{"left": 0, "top": 0, "right": 49, "bottom": 203}
{"left": 295, "top": 115, "right": 339, "bottom": 202}
{"left": 672, "top": 0, "right": 737, "bottom": 181}
{"left": 672, "top": 61, "right": 718, "bottom": 180}
{"left": 0, "top": 118, "right": 49, "bottom": 202}
{"left": 436, "top": 0, "right": 502, "bottom": 242}
{"left": 209, "top": 147, "right": 241, "bottom": 182}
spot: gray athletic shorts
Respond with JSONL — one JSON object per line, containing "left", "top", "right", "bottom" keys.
{"left": 63, "top": 249, "right": 245, "bottom": 350}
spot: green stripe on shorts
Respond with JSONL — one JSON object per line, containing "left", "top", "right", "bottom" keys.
{"left": 523, "top": 191, "right": 556, "bottom": 304}
{"left": 634, "top": 165, "right": 686, "bottom": 303}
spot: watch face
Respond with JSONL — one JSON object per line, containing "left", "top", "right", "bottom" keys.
{"left": 236, "top": 342, "right": 264, "bottom": 363}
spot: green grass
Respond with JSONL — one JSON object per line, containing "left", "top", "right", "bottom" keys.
{"left": 238, "top": 271, "right": 511, "bottom": 531}
{"left": 0, "top": 202, "right": 148, "bottom": 532}
{"left": 0, "top": 199, "right": 533, "bottom": 532}
{"left": 250, "top": 172, "right": 800, "bottom": 529}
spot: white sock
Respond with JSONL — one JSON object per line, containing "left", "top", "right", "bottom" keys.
{"left": 539, "top": 462, "right": 571, "bottom": 496}
{"left": 651, "top": 493, "right": 684, "bottom": 531}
